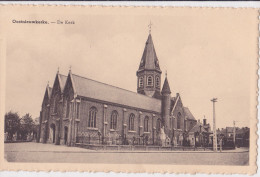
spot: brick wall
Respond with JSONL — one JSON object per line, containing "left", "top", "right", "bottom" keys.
{"left": 76, "top": 98, "right": 160, "bottom": 145}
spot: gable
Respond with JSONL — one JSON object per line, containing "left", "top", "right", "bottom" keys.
{"left": 51, "top": 74, "right": 62, "bottom": 99}
{"left": 63, "top": 73, "right": 76, "bottom": 100}
{"left": 58, "top": 74, "right": 67, "bottom": 92}
{"left": 170, "top": 94, "right": 183, "bottom": 115}
{"left": 41, "top": 87, "right": 51, "bottom": 108}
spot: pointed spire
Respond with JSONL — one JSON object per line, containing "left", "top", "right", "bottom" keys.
{"left": 57, "top": 67, "right": 59, "bottom": 74}
{"left": 161, "top": 76, "right": 171, "bottom": 94}
{"left": 138, "top": 33, "right": 161, "bottom": 72}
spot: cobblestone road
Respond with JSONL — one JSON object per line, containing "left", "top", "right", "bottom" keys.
{"left": 5, "top": 142, "right": 249, "bottom": 165}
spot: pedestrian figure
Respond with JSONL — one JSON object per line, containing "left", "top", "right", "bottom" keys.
{"left": 219, "top": 138, "right": 223, "bottom": 152}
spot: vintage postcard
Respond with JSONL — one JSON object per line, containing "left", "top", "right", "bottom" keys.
{"left": 0, "top": 5, "right": 258, "bottom": 174}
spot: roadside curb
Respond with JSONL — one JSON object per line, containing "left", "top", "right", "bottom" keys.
{"left": 6, "top": 150, "right": 249, "bottom": 154}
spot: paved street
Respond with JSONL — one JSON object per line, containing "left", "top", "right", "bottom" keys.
{"left": 5, "top": 142, "right": 249, "bottom": 165}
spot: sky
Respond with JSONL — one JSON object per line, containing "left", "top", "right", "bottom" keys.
{"left": 3, "top": 7, "right": 258, "bottom": 129}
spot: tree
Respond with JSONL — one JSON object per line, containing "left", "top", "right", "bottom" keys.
{"left": 19, "top": 113, "right": 35, "bottom": 140}
{"left": 4, "top": 111, "right": 20, "bottom": 141}
{"left": 33, "top": 117, "right": 40, "bottom": 140}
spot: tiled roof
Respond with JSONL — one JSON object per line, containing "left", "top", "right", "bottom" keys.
{"left": 138, "top": 34, "right": 161, "bottom": 72}
{"left": 71, "top": 74, "right": 161, "bottom": 113}
{"left": 58, "top": 74, "right": 67, "bottom": 92}
{"left": 183, "top": 107, "right": 196, "bottom": 120}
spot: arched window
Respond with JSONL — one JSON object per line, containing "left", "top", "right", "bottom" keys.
{"left": 156, "top": 76, "right": 160, "bottom": 88}
{"left": 144, "top": 116, "right": 149, "bottom": 132}
{"left": 88, "top": 107, "right": 97, "bottom": 128}
{"left": 110, "top": 111, "right": 118, "bottom": 129}
{"left": 129, "top": 113, "right": 135, "bottom": 131}
{"left": 156, "top": 118, "right": 161, "bottom": 131}
{"left": 139, "top": 77, "right": 144, "bottom": 88}
{"left": 177, "top": 112, "right": 181, "bottom": 129}
{"left": 147, "top": 76, "right": 153, "bottom": 86}
{"left": 66, "top": 99, "right": 70, "bottom": 118}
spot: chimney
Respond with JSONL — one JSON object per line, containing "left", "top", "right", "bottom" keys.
{"left": 203, "top": 119, "right": 207, "bottom": 126}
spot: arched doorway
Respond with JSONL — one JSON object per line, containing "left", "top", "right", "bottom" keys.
{"left": 64, "top": 126, "right": 68, "bottom": 145}
{"left": 50, "top": 124, "right": 56, "bottom": 143}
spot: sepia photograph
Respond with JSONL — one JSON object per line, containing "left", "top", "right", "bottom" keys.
{"left": 0, "top": 5, "right": 258, "bottom": 174}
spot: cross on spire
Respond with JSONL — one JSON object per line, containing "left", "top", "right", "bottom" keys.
{"left": 165, "top": 70, "right": 167, "bottom": 78}
{"left": 69, "top": 65, "right": 72, "bottom": 72}
{"left": 148, "top": 21, "right": 152, "bottom": 34}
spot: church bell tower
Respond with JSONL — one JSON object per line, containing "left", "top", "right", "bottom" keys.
{"left": 136, "top": 28, "right": 162, "bottom": 99}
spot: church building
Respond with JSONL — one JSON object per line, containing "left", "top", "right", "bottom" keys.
{"left": 37, "top": 32, "right": 199, "bottom": 147}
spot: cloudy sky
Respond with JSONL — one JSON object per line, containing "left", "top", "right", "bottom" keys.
{"left": 2, "top": 6, "right": 258, "bottom": 128}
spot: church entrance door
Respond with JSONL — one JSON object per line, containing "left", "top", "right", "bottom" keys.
{"left": 50, "top": 124, "right": 56, "bottom": 144}
{"left": 64, "top": 126, "right": 68, "bottom": 145}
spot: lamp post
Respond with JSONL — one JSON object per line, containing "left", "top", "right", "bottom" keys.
{"left": 211, "top": 98, "right": 218, "bottom": 152}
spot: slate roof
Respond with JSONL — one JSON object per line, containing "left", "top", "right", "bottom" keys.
{"left": 71, "top": 74, "right": 162, "bottom": 113}
{"left": 183, "top": 107, "right": 196, "bottom": 120}
{"left": 161, "top": 77, "right": 171, "bottom": 94}
{"left": 58, "top": 74, "right": 67, "bottom": 92}
{"left": 138, "top": 34, "right": 161, "bottom": 72}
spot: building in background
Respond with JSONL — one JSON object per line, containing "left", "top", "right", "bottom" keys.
{"left": 217, "top": 127, "right": 250, "bottom": 148}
